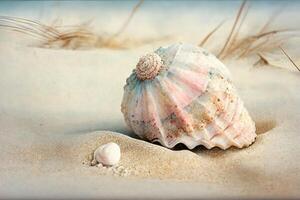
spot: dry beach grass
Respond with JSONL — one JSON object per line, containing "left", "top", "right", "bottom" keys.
{"left": 1, "top": 0, "right": 299, "bottom": 64}
{"left": 0, "top": 0, "right": 170, "bottom": 50}
{"left": 199, "top": 0, "right": 300, "bottom": 69}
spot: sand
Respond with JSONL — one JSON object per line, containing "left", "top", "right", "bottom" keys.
{"left": 0, "top": 1, "right": 300, "bottom": 199}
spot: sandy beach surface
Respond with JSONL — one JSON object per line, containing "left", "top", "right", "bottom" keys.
{"left": 0, "top": 1, "right": 300, "bottom": 199}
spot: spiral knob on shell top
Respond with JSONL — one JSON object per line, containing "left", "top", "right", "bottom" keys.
{"left": 136, "top": 53, "right": 162, "bottom": 80}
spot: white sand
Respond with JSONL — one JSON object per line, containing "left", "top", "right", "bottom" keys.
{"left": 0, "top": 1, "right": 300, "bottom": 199}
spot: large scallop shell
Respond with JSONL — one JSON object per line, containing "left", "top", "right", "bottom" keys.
{"left": 121, "top": 43, "right": 256, "bottom": 149}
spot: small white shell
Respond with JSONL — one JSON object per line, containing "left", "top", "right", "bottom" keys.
{"left": 93, "top": 142, "right": 121, "bottom": 166}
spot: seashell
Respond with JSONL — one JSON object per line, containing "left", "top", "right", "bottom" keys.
{"left": 121, "top": 43, "right": 256, "bottom": 150}
{"left": 93, "top": 142, "right": 121, "bottom": 166}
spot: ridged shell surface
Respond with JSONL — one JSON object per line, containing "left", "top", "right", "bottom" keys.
{"left": 121, "top": 43, "right": 256, "bottom": 149}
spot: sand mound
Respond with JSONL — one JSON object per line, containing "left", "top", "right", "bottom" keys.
{"left": 71, "top": 130, "right": 298, "bottom": 197}
{"left": 76, "top": 131, "right": 205, "bottom": 181}
{"left": 1, "top": 129, "right": 299, "bottom": 198}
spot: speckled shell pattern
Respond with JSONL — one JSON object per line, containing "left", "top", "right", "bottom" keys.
{"left": 121, "top": 43, "right": 256, "bottom": 149}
